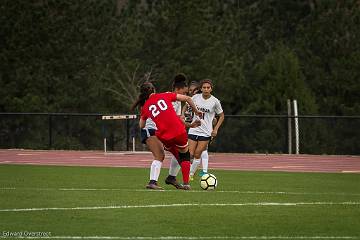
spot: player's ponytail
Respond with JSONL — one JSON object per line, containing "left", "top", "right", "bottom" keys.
{"left": 172, "top": 73, "right": 188, "bottom": 90}
{"left": 130, "top": 82, "right": 155, "bottom": 111}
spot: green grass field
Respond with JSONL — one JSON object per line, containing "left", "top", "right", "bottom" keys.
{"left": 0, "top": 164, "right": 360, "bottom": 239}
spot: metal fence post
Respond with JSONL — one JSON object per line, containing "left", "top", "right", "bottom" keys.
{"left": 126, "top": 118, "right": 129, "bottom": 151}
{"left": 48, "top": 114, "right": 52, "bottom": 149}
{"left": 287, "top": 99, "right": 292, "bottom": 154}
{"left": 293, "top": 100, "right": 299, "bottom": 154}
{"left": 102, "top": 120, "right": 107, "bottom": 153}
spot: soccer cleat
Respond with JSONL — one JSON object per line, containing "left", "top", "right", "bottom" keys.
{"left": 165, "top": 176, "right": 182, "bottom": 189}
{"left": 182, "top": 184, "right": 191, "bottom": 190}
{"left": 146, "top": 183, "right": 164, "bottom": 190}
{"left": 198, "top": 170, "right": 207, "bottom": 177}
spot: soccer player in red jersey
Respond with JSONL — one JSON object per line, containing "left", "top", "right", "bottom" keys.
{"left": 138, "top": 82, "right": 202, "bottom": 190}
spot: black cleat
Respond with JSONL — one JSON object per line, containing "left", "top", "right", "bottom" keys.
{"left": 165, "top": 176, "right": 183, "bottom": 189}
{"left": 146, "top": 182, "right": 164, "bottom": 190}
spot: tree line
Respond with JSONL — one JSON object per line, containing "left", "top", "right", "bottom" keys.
{"left": 0, "top": 0, "right": 359, "bottom": 154}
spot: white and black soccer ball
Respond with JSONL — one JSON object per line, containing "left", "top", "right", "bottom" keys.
{"left": 200, "top": 173, "right": 217, "bottom": 190}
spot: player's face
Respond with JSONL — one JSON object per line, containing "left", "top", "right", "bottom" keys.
{"left": 188, "top": 85, "right": 198, "bottom": 96}
{"left": 175, "top": 86, "right": 188, "bottom": 95}
{"left": 180, "top": 86, "right": 188, "bottom": 95}
{"left": 201, "top": 83, "right": 212, "bottom": 96}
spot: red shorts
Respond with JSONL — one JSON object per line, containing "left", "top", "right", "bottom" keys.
{"left": 158, "top": 132, "right": 188, "bottom": 151}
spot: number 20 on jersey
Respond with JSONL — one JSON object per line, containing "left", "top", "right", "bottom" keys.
{"left": 149, "top": 99, "right": 168, "bottom": 117}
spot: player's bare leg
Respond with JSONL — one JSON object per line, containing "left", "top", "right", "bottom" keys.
{"left": 188, "top": 139, "right": 198, "bottom": 180}
{"left": 145, "top": 136, "right": 165, "bottom": 190}
{"left": 190, "top": 140, "right": 210, "bottom": 179}
{"left": 200, "top": 150, "right": 209, "bottom": 176}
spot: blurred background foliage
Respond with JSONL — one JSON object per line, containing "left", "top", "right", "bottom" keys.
{"left": 1, "top": 0, "right": 359, "bottom": 153}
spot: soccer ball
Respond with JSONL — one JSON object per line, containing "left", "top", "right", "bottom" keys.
{"left": 200, "top": 173, "right": 217, "bottom": 190}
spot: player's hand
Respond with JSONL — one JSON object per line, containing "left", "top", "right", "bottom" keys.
{"left": 194, "top": 110, "right": 203, "bottom": 118}
{"left": 211, "top": 129, "right": 218, "bottom": 138}
{"left": 190, "top": 119, "right": 201, "bottom": 128}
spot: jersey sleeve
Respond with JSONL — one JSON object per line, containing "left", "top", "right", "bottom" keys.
{"left": 214, "top": 98, "right": 223, "bottom": 114}
{"left": 168, "top": 92, "right": 177, "bottom": 102}
{"left": 172, "top": 101, "right": 182, "bottom": 115}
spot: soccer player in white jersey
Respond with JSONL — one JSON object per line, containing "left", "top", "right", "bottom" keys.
{"left": 183, "top": 81, "right": 212, "bottom": 177}
{"left": 188, "top": 79, "right": 224, "bottom": 179}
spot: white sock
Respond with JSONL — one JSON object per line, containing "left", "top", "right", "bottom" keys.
{"left": 190, "top": 158, "right": 201, "bottom": 176}
{"left": 150, "top": 160, "right": 162, "bottom": 181}
{"left": 201, "top": 150, "right": 209, "bottom": 173}
{"left": 168, "top": 155, "right": 181, "bottom": 177}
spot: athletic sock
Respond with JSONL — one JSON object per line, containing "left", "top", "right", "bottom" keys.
{"left": 180, "top": 161, "right": 190, "bottom": 184}
{"left": 201, "top": 150, "right": 209, "bottom": 173}
{"left": 168, "top": 155, "right": 181, "bottom": 177}
{"left": 150, "top": 160, "right": 162, "bottom": 181}
{"left": 190, "top": 158, "right": 201, "bottom": 176}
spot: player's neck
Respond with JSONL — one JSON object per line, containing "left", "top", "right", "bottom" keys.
{"left": 202, "top": 93, "right": 211, "bottom": 100}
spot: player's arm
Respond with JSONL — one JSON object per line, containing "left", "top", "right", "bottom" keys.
{"left": 179, "top": 104, "right": 199, "bottom": 128}
{"left": 212, "top": 116, "right": 218, "bottom": 127}
{"left": 183, "top": 119, "right": 201, "bottom": 128}
{"left": 176, "top": 94, "right": 202, "bottom": 118}
{"left": 181, "top": 104, "right": 187, "bottom": 116}
{"left": 139, "top": 109, "right": 147, "bottom": 129}
{"left": 212, "top": 112, "right": 224, "bottom": 137}
{"left": 139, "top": 118, "right": 146, "bottom": 129}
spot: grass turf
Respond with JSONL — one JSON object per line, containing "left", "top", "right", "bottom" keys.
{"left": 0, "top": 164, "right": 360, "bottom": 239}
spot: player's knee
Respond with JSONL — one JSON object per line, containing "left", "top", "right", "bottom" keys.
{"left": 154, "top": 151, "right": 165, "bottom": 161}
{"left": 194, "top": 151, "right": 202, "bottom": 159}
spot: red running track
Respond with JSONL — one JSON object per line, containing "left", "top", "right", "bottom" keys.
{"left": 0, "top": 149, "right": 359, "bottom": 173}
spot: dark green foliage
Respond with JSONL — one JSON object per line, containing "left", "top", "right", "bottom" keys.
{"left": 1, "top": 0, "right": 359, "bottom": 153}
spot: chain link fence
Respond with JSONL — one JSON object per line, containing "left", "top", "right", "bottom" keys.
{"left": 0, "top": 113, "right": 359, "bottom": 155}
{"left": 210, "top": 115, "right": 360, "bottom": 155}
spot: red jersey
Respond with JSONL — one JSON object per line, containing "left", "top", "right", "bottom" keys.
{"left": 141, "top": 92, "right": 186, "bottom": 140}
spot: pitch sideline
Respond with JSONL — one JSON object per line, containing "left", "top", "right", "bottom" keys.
{"left": 0, "top": 202, "right": 360, "bottom": 212}
{"left": 1, "top": 187, "right": 360, "bottom": 196}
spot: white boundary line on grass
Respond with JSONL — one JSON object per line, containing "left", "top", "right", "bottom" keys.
{"left": 1, "top": 235, "right": 359, "bottom": 239}
{"left": 1, "top": 187, "right": 360, "bottom": 196}
{"left": 0, "top": 202, "right": 359, "bottom": 212}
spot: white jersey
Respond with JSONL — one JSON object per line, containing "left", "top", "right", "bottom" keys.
{"left": 143, "top": 100, "right": 180, "bottom": 130}
{"left": 172, "top": 101, "right": 182, "bottom": 115}
{"left": 144, "top": 118, "right": 157, "bottom": 130}
{"left": 188, "top": 94, "right": 223, "bottom": 137}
